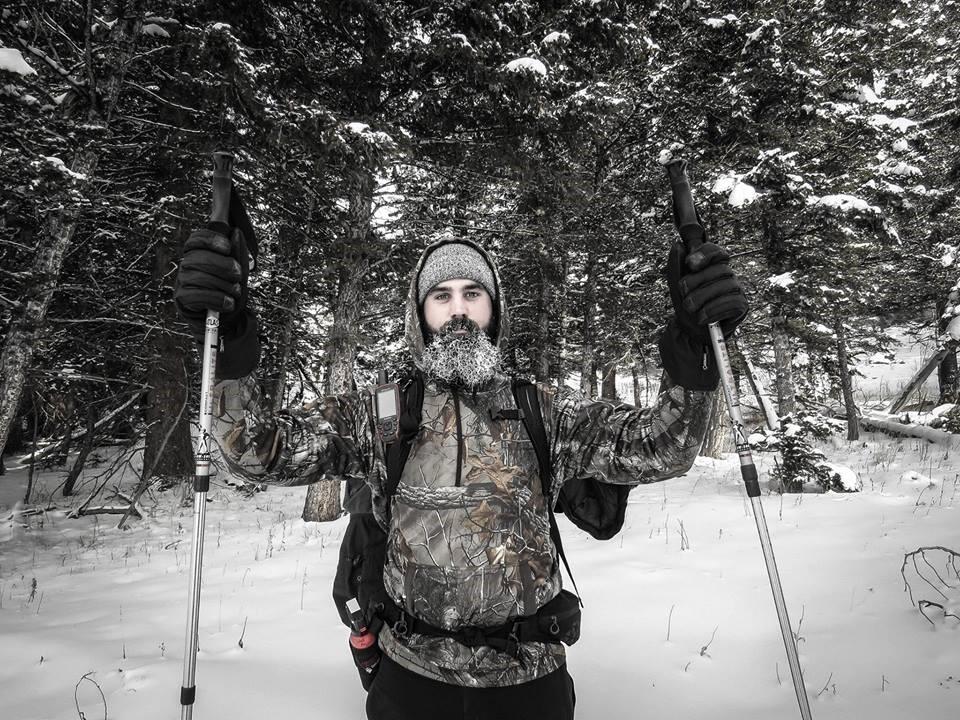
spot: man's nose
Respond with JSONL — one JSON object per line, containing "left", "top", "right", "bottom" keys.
{"left": 449, "top": 294, "right": 467, "bottom": 316}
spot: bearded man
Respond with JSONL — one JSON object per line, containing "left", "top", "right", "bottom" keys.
{"left": 175, "top": 234, "right": 747, "bottom": 719}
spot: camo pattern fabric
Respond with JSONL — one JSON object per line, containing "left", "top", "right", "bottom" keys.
{"left": 375, "top": 372, "right": 712, "bottom": 687}
{"left": 209, "top": 238, "right": 714, "bottom": 688}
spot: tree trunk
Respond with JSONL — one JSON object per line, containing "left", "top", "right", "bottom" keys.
{"left": 142, "top": 216, "right": 195, "bottom": 487}
{"left": 889, "top": 345, "right": 953, "bottom": 413}
{"left": 0, "top": 3, "right": 145, "bottom": 461}
{"left": 733, "top": 342, "right": 779, "bottom": 430}
{"left": 0, "top": 153, "right": 97, "bottom": 461}
{"left": 269, "top": 224, "right": 304, "bottom": 412}
{"left": 601, "top": 357, "right": 618, "bottom": 400}
{"left": 303, "top": 171, "right": 374, "bottom": 522}
{"left": 702, "top": 388, "right": 731, "bottom": 458}
{"left": 631, "top": 359, "right": 642, "bottom": 406}
{"left": 937, "top": 347, "right": 959, "bottom": 405}
{"left": 580, "top": 251, "right": 598, "bottom": 398}
{"left": 534, "top": 245, "right": 554, "bottom": 383}
{"left": 834, "top": 319, "right": 859, "bottom": 441}
{"left": 771, "top": 311, "right": 796, "bottom": 416}
{"left": 63, "top": 407, "right": 97, "bottom": 497}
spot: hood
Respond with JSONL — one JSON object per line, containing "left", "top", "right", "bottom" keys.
{"left": 404, "top": 238, "right": 510, "bottom": 370}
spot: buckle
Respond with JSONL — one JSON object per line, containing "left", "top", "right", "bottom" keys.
{"left": 460, "top": 626, "right": 486, "bottom": 647}
{"left": 489, "top": 408, "right": 524, "bottom": 422}
{"left": 505, "top": 623, "right": 521, "bottom": 658}
{"left": 392, "top": 616, "right": 409, "bottom": 639}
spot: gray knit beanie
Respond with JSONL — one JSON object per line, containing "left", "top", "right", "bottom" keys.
{"left": 417, "top": 243, "right": 497, "bottom": 304}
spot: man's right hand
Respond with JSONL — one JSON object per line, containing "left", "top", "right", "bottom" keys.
{"left": 175, "top": 228, "right": 249, "bottom": 339}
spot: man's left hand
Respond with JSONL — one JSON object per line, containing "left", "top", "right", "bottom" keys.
{"left": 667, "top": 241, "right": 749, "bottom": 340}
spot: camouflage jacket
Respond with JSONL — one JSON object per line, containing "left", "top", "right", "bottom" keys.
{"left": 210, "top": 239, "right": 713, "bottom": 687}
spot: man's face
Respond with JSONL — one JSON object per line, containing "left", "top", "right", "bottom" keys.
{"left": 422, "top": 278, "right": 493, "bottom": 335}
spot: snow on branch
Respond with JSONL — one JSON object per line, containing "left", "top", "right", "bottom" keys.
{"left": 505, "top": 57, "right": 547, "bottom": 77}
{"left": 711, "top": 172, "right": 758, "bottom": 207}
{"left": 860, "top": 408, "right": 960, "bottom": 447}
{"left": 0, "top": 47, "right": 36, "bottom": 75}
{"left": 806, "top": 194, "right": 881, "bottom": 214}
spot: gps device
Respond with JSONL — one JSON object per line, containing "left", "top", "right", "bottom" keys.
{"left": 374, "top": 373, "right": 401, "bottom": 444}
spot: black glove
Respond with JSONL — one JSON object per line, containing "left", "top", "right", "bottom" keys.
{"left": 667, "top": 240, "right": 748, "bottom": 340}
{"left": 175, "top": 227, "right": 259, "bottom": 379}
{"left": 659, "top": 240, "right": 749, "bottom": 390}
{"left": 175, "top": 228, "right": 247, "bottom": 333}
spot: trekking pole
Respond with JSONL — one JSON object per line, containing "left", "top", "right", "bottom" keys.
{"left": 180, "top": 151, "right": 233, "bottom": 720}
{"left": 665, "top": 157, "right": 814, "bottom": 720}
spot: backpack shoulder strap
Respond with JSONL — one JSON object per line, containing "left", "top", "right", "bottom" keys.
{"left": 512, "top": 379, "right": 583, "bottom": 605}
{"left": 383, "top": 371, "right": 424, "bottom": 501}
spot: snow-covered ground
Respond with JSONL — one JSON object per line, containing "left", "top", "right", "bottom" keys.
{"left": 1, "top": 333, "right": 957, "bottom": 720}
{"left": 2, "top": 436, "right": 957, "bottom": 720}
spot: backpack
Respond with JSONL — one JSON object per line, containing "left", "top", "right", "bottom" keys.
{"left": 332, "top": 373, "right": 631, "bottom": 633}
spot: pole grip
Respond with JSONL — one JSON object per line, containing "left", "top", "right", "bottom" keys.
{"left": 209, "top": 151, "right": 234, "bottom": 235}
{"left": 665, "top": 159, "right": 706, "bottom": 254}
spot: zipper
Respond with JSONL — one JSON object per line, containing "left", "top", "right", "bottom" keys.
{"left": 451, "top": 387, "right": 464, "bottom": 487}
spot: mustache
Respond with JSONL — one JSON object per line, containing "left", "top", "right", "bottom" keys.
{"left": 438, "top": 317, "right": 482, "bottom": 336}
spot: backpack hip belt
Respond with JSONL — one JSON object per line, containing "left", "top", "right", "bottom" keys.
{"left": 377, "top": 588, "right": 582, "bottom": 659}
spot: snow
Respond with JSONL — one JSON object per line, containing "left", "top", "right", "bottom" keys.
{"left": 880, "top": 161, "right": 922, "bottom": 177}
{"left": 2, "top": 336, "right": 959, "bottom": 720}
{"left": 808, "top": 194, "right": 880, "bottom": 214}
{"left": 857, "top": 84, "right": 880, "bottom": 103}
{"left": 505, "top": 57, "right": 548, "bottom": 77}
{"left": 450, "top": 33, "right": 473, "bottom": 50}
{"left": 141, "top": 24, "right": 171, "bottom": 38}
{"left": 542, "top": 31, "right": 570, "bottom": 44}
{"left": 711, "top": 173, "right": 759, "bottom": 207}
{"left": 3, "top": 437, "right": 958, "bottom": 720}
{"left": 768, "top": 272, "right": 796, "bottom": 289}
{"left": 728, "top": 181, "right": 758, "bottom": 207}
{"left": 820, "top": 462, "right": 861, "bottom": 491}
{"left": 0, "top": 47, "right": 37, "bottom": 75}
{"left": 868, "top": 114, "right": 918, "bottom": 133}
{"left": 657, "top": 144, "right": 685, "bottom": 166}
{"left": 38, "top": 156, "right": 89, "bottom": 181}
{"left": 703, "top": 15, "right": 738, "bottom": 28}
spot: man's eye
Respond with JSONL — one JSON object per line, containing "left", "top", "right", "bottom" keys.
{"left": 432, "top": 293, "right": 449, "bottom": 301}
{"left": 465, "top": 291, "right": 480, "bottom": 299}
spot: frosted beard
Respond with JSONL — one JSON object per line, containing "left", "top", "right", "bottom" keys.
{"left": 420, "top": 317, "right": 502, "bottom": 389}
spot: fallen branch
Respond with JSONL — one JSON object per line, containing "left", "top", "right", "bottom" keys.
{"left": 918, "top": 600, "right": 960, "bottom": 626}
{"left": 860, "top": 410, "right": 960, "bottom": 448}
{"left": 0, "top": 505, "right": 49, "bottom": 523}
{"left": 901, "top": 546, "right": 960, "bottom": 624}
{"left": 74, "top": 671, "right": 108, "bottom": 720}
{"left": 28, "top": 391, "right": 144, "bottom": 463}
{"left": 69, "top": 491, "right": 144, "bottom": 520}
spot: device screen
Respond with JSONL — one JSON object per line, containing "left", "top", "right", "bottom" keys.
{"left": 376, "top": 386, "right": 398, "bottom": 418}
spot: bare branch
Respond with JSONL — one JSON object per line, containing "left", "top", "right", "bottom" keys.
{"left": 15, "top": 36, "right": 86, "bottom": 93}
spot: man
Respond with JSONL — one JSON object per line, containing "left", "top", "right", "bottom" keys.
{"left": 175, "top": 230, "right": 747, "bottom": 719}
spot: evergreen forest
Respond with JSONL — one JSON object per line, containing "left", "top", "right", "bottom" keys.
{"left": 2, "top": 0, "right": 959, "bottom": 517}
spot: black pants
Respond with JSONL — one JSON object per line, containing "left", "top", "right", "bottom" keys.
{"left": 366, "top": 654, "right": 576, "bottom": 720}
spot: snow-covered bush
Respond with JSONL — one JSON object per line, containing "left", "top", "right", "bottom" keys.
{"left": 752, "top": 413, "right": 855, "bottom": 492}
